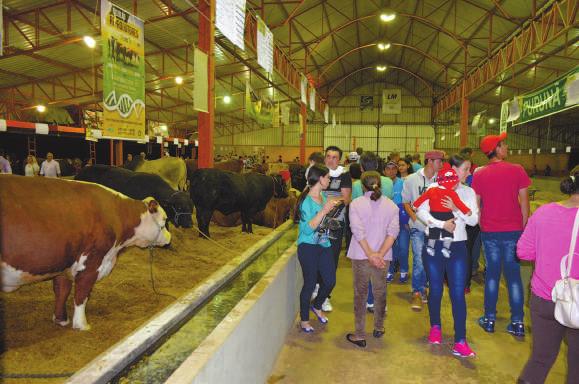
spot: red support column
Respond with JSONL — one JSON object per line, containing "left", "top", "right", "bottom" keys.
{"left": 460, "top": 90, "right": 469, "bottom": 148}
{"left": 109, "top": 140, "right": 114, "bottom": 165}
{"left": 299, "top": 103, "right": 307, "bottom": 163}
{"left": 197, "top": 0, "right": 215, "bottom": 168}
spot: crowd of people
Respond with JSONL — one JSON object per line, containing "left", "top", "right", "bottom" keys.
{"left": 294, "top": 133, "right": 578, "bottom": 382}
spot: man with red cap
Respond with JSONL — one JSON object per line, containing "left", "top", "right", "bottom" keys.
{"left": 472, "top": 132, "right": 531, "bottom": 337}
{"left": 402, "top": 149, "right": 445, "bottom": 310}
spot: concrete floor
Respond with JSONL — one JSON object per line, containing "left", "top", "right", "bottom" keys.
{"left": 269, "top": 251, "right": 569, "bottom": 384}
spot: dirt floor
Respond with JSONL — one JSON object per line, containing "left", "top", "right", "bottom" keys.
{"left": 0, "top": 220, "right": 273, "bottom": 383}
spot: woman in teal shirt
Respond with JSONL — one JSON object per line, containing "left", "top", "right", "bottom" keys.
{"left": 294, "top": 164, "right": 339, "bottom": 332}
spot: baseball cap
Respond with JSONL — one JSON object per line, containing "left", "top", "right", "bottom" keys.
{"left": 385, "top": 160, "right": 397, "bottom": 167}
{"left": 424, "top": 150, "right": 445, "bottom": 160}
{"left": 480, "top": 132, "right": 507, "bottom": 155}
{"left": 348, "top": 152, "right": 360, "bottom": 161}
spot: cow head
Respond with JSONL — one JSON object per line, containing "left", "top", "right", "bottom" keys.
{"left": 167, "top": 191, "right": 194, "bottom": 228}
{"left": 133, "top": 197, "right": 172, "bottom": 247}
{"left": 272, "top": 174, "right": 288, "bottom": 199}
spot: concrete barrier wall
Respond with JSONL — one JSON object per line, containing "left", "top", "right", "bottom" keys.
{"left": 166, "top": 244, "right": 301, "bottom": 384}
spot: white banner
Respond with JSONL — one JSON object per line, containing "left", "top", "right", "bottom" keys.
{"left": 156, "top": 136, "right": 163, "bottom": 144}
{"left": 281, "top": 102, "right": 290, "bottom": 126}
{"left": 382, "top": 89, "right": 402, "bottom": 114}
{"left": 35, "top": 123, "right": 49, "bottom": 135}
{"left": 500, "top": 99, "right": 509, "bottom": 133}
{"left": 256, "top": 16, "right": 273, "bottom": 74}
{"left": 184, "top": 139, "right": 189, "bottom": 146}
{"left": 300, "top": 75, "right": 308, "bottom": 105}
{"left": 332, "top": 113, "right": 336, "bottom": 128}
{"left": 324, "top": 104, "right": 329, "bottom": 124}
{"left": 0, "top": 119, "right": 6, "bottom": 132}
{"left": 215, "top": 0, "right": 246, "bottom": 50}
{"left": 194, "top": 48, "right": 208, "bottom": 113}
{"left": 173, "top": 138, "right": 179, "bottom": 145}
{"left": 309, "top": 87, "right": 316, "bottom": 112}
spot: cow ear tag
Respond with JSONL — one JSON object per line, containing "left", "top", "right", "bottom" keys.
{"left": 148, "top": 200, "right": 159, "bottom": 213}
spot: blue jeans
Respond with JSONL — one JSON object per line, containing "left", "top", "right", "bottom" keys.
{"left": 298, "top": 243, "right": 336, "bottom": 321}
{"left": 481, "top": 231, "right": 524, "bottom": 322}
{"left": 389, "top": 224, "right": 410, "bottom": 274}
{"left": 424, "top": 241, "right": 468, "bottom": 342}
{"left": 410, "top": 228, "right": 428, "bottom": 294}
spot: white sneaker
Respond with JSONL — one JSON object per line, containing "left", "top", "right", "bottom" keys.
{"left": 311, "top": 284, "right": 319, "bottom": 301}
{"left": 322, "top": 298, "right": 333, "bottom": 312}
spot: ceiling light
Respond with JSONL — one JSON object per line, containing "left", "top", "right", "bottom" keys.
{"left": 377, "top": 42, "right": 391, "bottom": 51}
{"left": 83, "top": 36, "right": 96, "bottom": 49}
{"left": 36, "top": 105, "right": 46, "bottom": 113}
{"left": 488, "top": 118, "right": 496, "bottom": 124}
{"left": 223, "top": 95, "right": 231, "bottom": 104}
{"left": 160, "top": 124, "right": 168, "bottom": 131}
{"left": 379, "top": 9, "right": 396, "bottom": 22}
{"left": 376, "top": 65, "right": 387, "bottom": 72}
{"left": 175, "top": 76, "right": 183, "bottom": 85}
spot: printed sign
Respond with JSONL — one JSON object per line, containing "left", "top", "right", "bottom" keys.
{"left": 101, "top": 0, "right": 145, "bottom": 140}
{"left": 382, "top": 89, "right": 402, "bottom": 114}
{"left": 216, "top": 0, "right": 246, "bottom": 50}
{"left": 256, "top": 16, "right": 273, "bottom": 73}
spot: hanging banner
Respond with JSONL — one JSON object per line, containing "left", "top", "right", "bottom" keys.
{"left": 360, "top": 96, "right": 374, "bottom": 110}
{"left": 300, "top": 75, "right": 308, "bottom": 105}
{"left": 332, "top": 113, "right": 336, "bottom": 128}
{"left": 298, "top": 114, "right": 304, "bottom": 134}
{"left": 382, "top": 89, "right": 402, "bottom": 114}
{"left": 512, "top": 66, "right": 578, "bottom": 125}
{"left": 194, "top": 48, "right": 209, "bottom": 112}
{"left": 272, "top": 102, "right": 280, "bottom": 128}
{"left": 0, "top": 0, "right": 3, "bottom": 56}
{"left": 499, "top": 100, "right": 509, "bottom": 133}
{"left": 281, "top": 102, "right": 290, "bottom": 126}
{"left": 101, "top": 0, "right": 145, "bottom": 140}
{"left": 256, "top": 16, "right": 273, "bottom": 74}
{"left": 245, "top": 81, "right": 274, "bottom": 127}
{"left": 309, "top": 87, "right": 316, "bottom": 112}
{"left": 215, "top": 0, "right": 246, "bottom": 50}
{"left": 324, "top": 104, "right": 329, "bottom": 124}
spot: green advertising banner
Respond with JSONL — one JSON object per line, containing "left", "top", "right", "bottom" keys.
{"left": 100, "top": 0, "right": 145, "bottom": 140}
{"left": 246, "top": 81, "right": 274, "bottom": 127}
{"left": 512, "top": 66, "right": 578, "bottom": 125}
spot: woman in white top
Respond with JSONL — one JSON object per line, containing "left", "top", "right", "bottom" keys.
{"left": 416, "top": 154, "right": 479, "bottom": 358}
{"left": 24, "top": 155, "right": 40, "bottom": 177}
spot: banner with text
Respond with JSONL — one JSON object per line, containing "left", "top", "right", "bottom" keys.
{"left": 512, "top": 66, "right": 578, "bottom": 125}
{"left": 256, "top": 16, "right": 273, "bottom": 74}
{"left": 382, "top": 89, "right": 402, "bottom": 114}
{"left": 194, "top": 48, "right": 208, "bottom": 112}
{"left": 216, "top": 0, "right": 246, "bottom": 50}
{"left": 300, "top": 75, "right": 308, "bottom": 105}
{"left": 101, "top": 0, "right": 145, "bottom": 140}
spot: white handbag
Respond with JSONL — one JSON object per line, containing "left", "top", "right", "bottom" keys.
{"left": 551, "top": 209, "right": 579, "bottom": 328}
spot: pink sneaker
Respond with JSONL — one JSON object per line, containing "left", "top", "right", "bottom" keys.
{"left": 428, "top": 326, "right": 442, "bottom": 344}
{"left": 452, "top": 340, "right": 476, "bottom": 358}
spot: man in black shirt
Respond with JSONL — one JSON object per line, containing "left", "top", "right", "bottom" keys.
{"left": 318, "top": 145, "right": 352, "bottom": 312}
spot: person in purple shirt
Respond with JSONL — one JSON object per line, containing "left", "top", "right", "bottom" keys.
{"left": 346, "top": 171, "right": 399, "bottom": 347}
{"left": 517, "top": 170, "right": 579, "bottom": 384}
{"left": 0, "top": 149, "right": 12, "bottom": 174}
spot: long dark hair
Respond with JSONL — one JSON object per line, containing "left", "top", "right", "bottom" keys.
{"left": 448, "top": 154, "right": 469, "bottom": 168}
{"left": 398, "top": 158, "right": 414, "bottom": 177}
{"left": 294, "top": 164, "right": 329, "bottom": 223}
{"left": 361, "top": 171, "right": 382, "bottom": 201}
{"left": 560, "top": 170, "right": 579, "bottom": 195}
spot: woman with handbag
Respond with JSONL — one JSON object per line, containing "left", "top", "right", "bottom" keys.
{"left": 517, "top": 170, "right": 579, "bottom": 384}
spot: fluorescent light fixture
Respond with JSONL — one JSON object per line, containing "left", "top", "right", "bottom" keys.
{"left": 376, "top": 65, "right": 387, "bottom": 72}
{"left": 36, "top": 105, "right": 46, "bottom": 113}
{"left": 379, "top": 9, "right": 396, "bottom": 22}
{"left": 488, "top": 118, "right": 496, "bottom": 124}
{"left": 377, "top": 42, "right": 391, "bottom": 51}
{"left": 223, "top": 95, "right": 231, "bottom": 104}
{"left": 175, "top": 76, "right": 184, "bottom": 85}
{"left": 83, "top": 36, "right": 96, "bottom": 49}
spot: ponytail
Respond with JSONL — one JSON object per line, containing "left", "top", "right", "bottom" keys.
{"left": 293, "top": 163, "right": 329, "bottom": 223}
{"left": 294, "top": 185, "right": 311, "bottom": 223}
{"left": 361, "top": 171, "right": 382, "bottom": 201}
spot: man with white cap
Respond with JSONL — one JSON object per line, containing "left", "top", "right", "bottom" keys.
{"left": 472, "top": 132, "right": 530, "bottom": 337}
{"left": 402, "top": 150, "right": 445, "bottom": 310}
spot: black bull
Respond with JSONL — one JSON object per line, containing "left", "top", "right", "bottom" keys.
{"left": 189, "top": 169, "right": 288, "bottom": 237}
{"left": 75, "top": 165, "right": 193, "bottom": 228}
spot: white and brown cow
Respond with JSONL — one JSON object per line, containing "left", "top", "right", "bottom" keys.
{"left": 0, "top": 175, "right": 171, "bottom": 330}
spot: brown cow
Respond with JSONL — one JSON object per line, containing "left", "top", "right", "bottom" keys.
{"left": 0, "top": 175, "right": 171, "bottom": 330}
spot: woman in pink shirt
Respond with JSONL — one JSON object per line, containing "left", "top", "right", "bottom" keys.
{"left": 517, "top": 171, "right": 579, "bottom": 384}
{"left": 346, "top": 171, "right": 399, "bottom": 347}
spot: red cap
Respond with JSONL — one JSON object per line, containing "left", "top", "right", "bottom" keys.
{"left": 425, "top": 150, "right": 445, "bottom": 160}
{"left": 279, "top": 169, "right": 291, "bottom": 183}
{"left": 480, "top": 132, "right": 507, "bottom": 155}
{"left": 437, "top": 163, "right": 459, "bottom": 190}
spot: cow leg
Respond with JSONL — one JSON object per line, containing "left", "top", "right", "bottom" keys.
{"left": 241, "top": 212, "right": 252, "bottom": 234}
{"left": 196, "top": 208, "right": 212, "bottom": 238}
{"left": 72, "top": 271, "right": 98, "bottom": 330}
{"left": 52, "top": 275, "right": 72, "bottom": 326}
